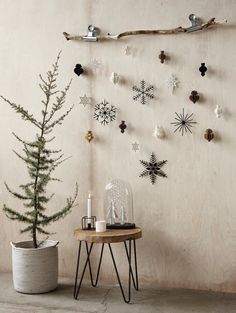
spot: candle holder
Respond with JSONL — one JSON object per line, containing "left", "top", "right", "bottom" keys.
{"left": 82, "top": 216, "right": 96, "bottom": 230}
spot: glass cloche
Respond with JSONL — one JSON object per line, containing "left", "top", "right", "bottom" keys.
{"left": 104, "top": 179, "right": 135, "bottom": 229}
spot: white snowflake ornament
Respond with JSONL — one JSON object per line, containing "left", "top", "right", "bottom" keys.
{"left": 79, "top": 94, "right": 92, "bottom": 107}
{"left": 166, "top": 74, "right": 179, "bottom": 93}
{"left": 90, "top": 58, "right": 102, "bottom": 72}
{"left": 214, "top": 104, "right": 223, "bottom": 118}
{"left": 131, "top": 141, "right": 140, "bottom": 152}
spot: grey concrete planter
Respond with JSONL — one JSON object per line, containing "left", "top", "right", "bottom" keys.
{"left": 11, "top": 240, "right": 59, "bottom": 294}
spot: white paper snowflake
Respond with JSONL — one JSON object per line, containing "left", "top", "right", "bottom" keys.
{"left": 79, "top": 94, "right": 92, "bottom": 107}
{"left": 132, "top": 142, "right": 140, "bottom": 152}
{"left": 166, "top": 74, "right": 179, "bottom": 93}
{"left": 90, "top": 59, "right": 102, "bottom": 72}
{"left": 124, "top": 46, "right": 132, "bottom": 56}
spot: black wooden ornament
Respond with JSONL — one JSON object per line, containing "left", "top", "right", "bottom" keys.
{"left": 159, "top": 50, "right": 166, "bottom": 63}
{"left": 119, "top": 121, "right": 127, "bottom": 133}
{"left": 189, "top": 90, "right": 200, "bottom": 103}
{"left": 74, "top": 64, "right": 84, "bottom": 76}
{"left": 199, "top": 63, "right": 207, "bottom": 76}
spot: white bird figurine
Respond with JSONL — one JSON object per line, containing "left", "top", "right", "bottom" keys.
{"left": 214, "top": 105, "right": 222, "bottom": 118}
{"left": 153, "top": 125, "right": 165, "bottom": 139}
{"left": 110, "top": 72, "right": 120, "bottom": 84}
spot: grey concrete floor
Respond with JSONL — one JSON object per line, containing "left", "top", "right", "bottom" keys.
{"left": 0, "top": 273, "right": 236, "bottom": 313}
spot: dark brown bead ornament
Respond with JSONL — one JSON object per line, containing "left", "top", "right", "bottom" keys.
{"left": 159, "top": 50, "right": 166, "bottom": 63}
{"left": 204, "top": 129, "right": 214, "bottom": 142}
{"left": 119, "top": 121, "right": 127, "bottom": 133}
{"left": 199, "top": 63, "right": 207, "bottom": 76}
{"left": 189, "top": 90, "right": 200, "bottom": 103}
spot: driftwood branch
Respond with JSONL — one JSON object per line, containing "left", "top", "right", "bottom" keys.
{"left": 63, "top": 18, "right": 227, "bottom": 42}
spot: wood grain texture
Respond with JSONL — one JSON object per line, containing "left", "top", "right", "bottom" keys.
{"left": 74, "top": 228, "right": 142, "bottom": 243}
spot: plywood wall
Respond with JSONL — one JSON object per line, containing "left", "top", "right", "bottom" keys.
{"left": 0, "top": 0, "right": 236, "bottom": 293}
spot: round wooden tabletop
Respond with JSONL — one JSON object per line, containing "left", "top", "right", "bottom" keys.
{"left": 74, "top": 227, "right": 142, "bottom": 243}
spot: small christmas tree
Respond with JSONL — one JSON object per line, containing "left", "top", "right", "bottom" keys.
{"left": 120, "top": 206, "right": 127, "bottom": 225}
{"left": 106, "top": 201, "right": 118, "bottom": 224}
{"left": 1, "top": 52, "right": 78, "bottom": 248}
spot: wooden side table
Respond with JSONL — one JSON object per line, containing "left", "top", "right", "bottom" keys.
{"left": 73, "top": 228, "right": 142, "bottom": 303}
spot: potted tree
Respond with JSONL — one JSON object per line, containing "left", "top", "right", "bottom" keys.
{"left": 1, "top": 52, "right": 78, "bottom": 294}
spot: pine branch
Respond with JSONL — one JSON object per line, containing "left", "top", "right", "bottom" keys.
{"left": 36, "top": 174, "right": 51, "bottom": 194}
{"left": 44, "top": 128, "right": 53, "bottom": 135}
{"left": 12, "top": 132, "right": 39, "bottom": 148}
{"left": 45, "top": 105, "right": 74, "bottom": 130}
{"left": 20, "top": 225, "right": 33, "bottom": 233}
{"left": 36, "top": 227, "right": 50, "bottom": 235}
{"left": 54, "top": 156, "right": 71, "bottom": 169}
{"left": 0, "top": 96, "right": 41, "bottom": 129}
{"left": 5, "top": 182, "right": 32, "bottom": 200}
{"left": 19, "top": 182, "right": 34, "bottom": 189}
{"left": 43, "top": 148, "right": 62, "bottom": 155}
{"left": 3, "top": 205, "right": 32, "bottom": 223}
{"left": 37, "top": 153, "right": 64, "bottom": 166}
{"left": 22, "top": 185, "right": 34, "bottom": 198}
{"left": 38, "top": 211, "right": 48, "bottom": 218}
{"left": 23, "top": 148, "right": 40, "bottom": 161}
{"left": 45, "top": 136, "right": 56, "bottom": 143}
{"left": 35, "top": 164, "right": 59, "bottom": 195}
{"left": 40, "top": 183, "right": 78, "bottom": 226}
{"left": 13, "top": 150, "right": 39, "bottom": 169}
{"left": 38, "top": 195, "right": 52, "bottom": 203}
{"left": 38, "top": 74, "right": 48, "bottom": 87}
{"left": 45, "top": 80, "right": 72, "bottom": 124}
{"left": 24, "top": 203, "right": 36, "bottom": 210}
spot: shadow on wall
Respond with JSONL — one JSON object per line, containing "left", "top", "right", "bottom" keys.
{"left": 138, "top": 228, "right": 196, "bottom": 289}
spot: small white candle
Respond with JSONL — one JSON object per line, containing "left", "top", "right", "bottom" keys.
{"left": 87, "top": 193, "right": 92, "bottom": 218}
{"left": 95, "top": 220, "right": 106, "bottom": 232}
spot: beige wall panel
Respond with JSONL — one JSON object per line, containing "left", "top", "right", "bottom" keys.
{"left": 0, "top": 0, "right": 235, "bottom": 293}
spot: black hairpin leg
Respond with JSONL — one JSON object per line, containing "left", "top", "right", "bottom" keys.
{"left": 133, "top": 240, "right": 139, "bottom": 290}
{"left": 74, "top": 241, "right": 104, "bottom": 299}
{"left": 124, "top": 240, "right": 139, "bottom": 290}
{"left": 86, "top": 241, "right": 104, "bottom": 287}
{"left": 73, "top": 239, "right": 139, "bottom": 303}
{"left": 108, "top": 239, "right": 138, "bottom": 303}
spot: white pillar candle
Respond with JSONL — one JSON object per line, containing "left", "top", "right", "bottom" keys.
{"left": 95, "top": 220, "right": 106, "bottom": 232}
{"left": 87, "top": 193, "right": 92, "bottom": 218}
